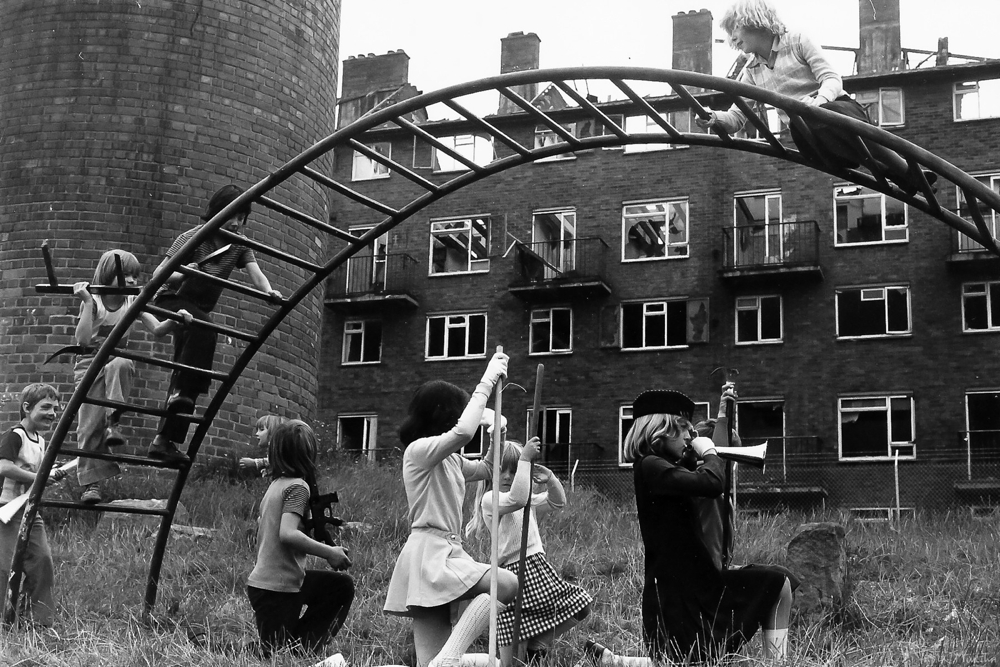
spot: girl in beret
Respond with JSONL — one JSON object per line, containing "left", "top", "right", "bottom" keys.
{"left": 588, "top": 383, "right": 794, "bottom": 664}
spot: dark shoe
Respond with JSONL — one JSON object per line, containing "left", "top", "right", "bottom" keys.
{"left": 166, "top": 392, "right": 195, "bottom": 415}
{"left": 583, "top": 639, "right": 610, "bottom": 666}
{"left": 81, "top": 483, "right": 102, "bottom": 504}
{"left": 147, "top": 438, "right": 190, "bottom": 464}
{"left": 104, "top": 425, "right": 126, "bottom": 447}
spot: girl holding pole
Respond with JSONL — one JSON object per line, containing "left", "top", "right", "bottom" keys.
{"left": 384, "top": 351, "right": 517, "bottom": 667}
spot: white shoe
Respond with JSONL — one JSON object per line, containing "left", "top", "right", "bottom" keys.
{"left": 313, "top": 653, "right": 347, "bottom": 667}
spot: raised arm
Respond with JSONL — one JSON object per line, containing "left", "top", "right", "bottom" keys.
{"left": 73, "top": 282, "right": 96, "bottom": 346}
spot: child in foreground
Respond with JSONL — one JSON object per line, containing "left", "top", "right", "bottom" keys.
{"left": 0, "top": 384, "right": 69, "bottom": 626}
{"left": 72, "top": 249, "right": 190, "bottom": 504}
{"left": 384, "top": 351, "right": 518, "bottom": 667}
{"left": 246, "top": 419, "right": 354, "bottom": 657}
{"left": 467, "top": 437, "right": 592, "bottom": 666}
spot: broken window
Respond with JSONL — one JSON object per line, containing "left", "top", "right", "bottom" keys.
{"left": 534, "top": 122, "right": 580, "bottom": 162}
{"left": 413, "top": 134, "right": 495, "bottom": 173}
{"left": 351, "top": 142, "right": 391, "bottom": 181}
{"left": 342, "top": 320, "right": 382, "bottom": 364}
{"left": 533, "top": 407, "right": 572, "bottom": 471}
{"left": 835, "top": 185, "right": 907, "bottom": 245}
{"left": 339, "top": 414, "right": 378, "bottom": 461}
{"left": 836, "top": 286, "right": 910, "bottom": 338}
{"left": 734, "top": 192, "right": 783, "bottom": 265}
{"left": 622, "top": 200, "right": 689, "bottom": 260}
{"left": 954, "top": 78, "right": 1000, "bottom": 121}
{"left": 623, "top": 110, "right": 691, "bottom": 153}
{"left": 529, "top": 307, "right": 572, "bottom": 355}
{"left": 430, "top": 216, "right": 490, "bottom": 274}
{"left": 956, "top": 174, "right": 1000, "bottom": 251}
{"left": 736, "top": 295, "right": 782, "bottom": 344}
{"left": 855, "top": 88, "right": 904, "bottom": 126}
{"left": 962, "top": 281, "right": 1000, "bottom": 331}
{"left": 425, "top": 313, "right": 487, "bottom": 359}
{"left": 839, "top": 396, "right": 914, "bottom": 460}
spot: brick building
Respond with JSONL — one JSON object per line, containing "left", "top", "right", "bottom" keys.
{"left": 319, "top": 2, "right": 1000, "bottom": 513}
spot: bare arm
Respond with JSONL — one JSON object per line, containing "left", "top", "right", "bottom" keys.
{"left": 245, "top": 261, "right": 281, "bottom": 297}
{"left": 0, "top": 459, "right": 35, "bottom": 485}
{"left": 138, "top": 310, "right": 192, "bottom": 338}
{"left": 278, "top": 512, "right": 351, "bottom": 569}
{"left": 73, "top": 283, "right": 95, "bottom": 346}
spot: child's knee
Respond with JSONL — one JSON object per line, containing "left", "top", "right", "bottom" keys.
{"left": 497, "top": 569, "right": 518, "bottom": 603}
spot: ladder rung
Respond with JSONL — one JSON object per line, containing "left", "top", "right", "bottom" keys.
{"left": 441, "top": 99, "right": 533, "bottom": 158}
{"left": 40, "top": 499, "right": 172, "bottom": 515}
{"left": 57, "top": 447, "right": 192, "bottom": 469}
{"left": 393, "top": 116, "right": 487, "bottom": 174}
{"left": 347, "top": 139, "right": 440, "bottom": 193}
{"left": 145, "top": 305, "right": 257, "bottom": 343}
{"left": 729, "top": 96, "right": 784, "bottom": 153}
{"left": 34, "top": 284, "right": 141, "bottom": 296}
{"left": 110, "top": 349, "right": 229, "bottom": 381}
{"left": 216, "top": 228, "right": 323, "bottom": 274}
{"left": 80, "top": 396, "right": 206, "bottom": 423}
{"left": 300, "top": 167, "right": 400, "bottom": 217}
{"left": 173, "top": 265, "right": 285, "bottom": 306}
{"left": 259, "top": 195, "right": 366, "bottom": 244}
{"left": 497, "top": 87, "right": 584, "bottom": 148}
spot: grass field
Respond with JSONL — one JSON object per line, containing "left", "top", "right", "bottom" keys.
{"left": 1, "top": 455, "right": 998, "bottom": 667}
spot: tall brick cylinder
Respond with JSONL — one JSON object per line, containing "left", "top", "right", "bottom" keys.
{"left": 0, "top": 0, "right": 341, "bottom": 458}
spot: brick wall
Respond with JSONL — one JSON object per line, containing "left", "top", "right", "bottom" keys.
{"left": 0, "top": 0, "right": 341, "bottom": 459}
{"left": 319, "top": 66, "right": 1000, "bottom": 509}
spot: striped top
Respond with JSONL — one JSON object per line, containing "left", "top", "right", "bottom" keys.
{"left": 714, "top": 30, "right": 844, "bottom": 133}
{"left": 156, "top": 224, "right": 255, "bottom": 312}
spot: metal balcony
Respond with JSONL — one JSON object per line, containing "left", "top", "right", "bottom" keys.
{"left": 324, "top": 252, "right": 419, "bottom": 311}
{"left": 719, "top": 220, "right": 823, "bottom": 283}
{"left": 946, "top": 228, "right": 1000, "bottom": 271}
{"left": 508, "top": 237, "right": 612, "bottom": 302}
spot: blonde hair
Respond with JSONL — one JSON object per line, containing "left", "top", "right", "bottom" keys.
{"left": 622, "top": 413, "right": 693, "bottom": 463}
{"left": 256, "top": 414, "right": 287, "bottom": 433}
{"left": 465, "top": 440, "right": 523, "bottom": 540}
{"left": 93, "top": 250, "right": 141, "bottom": 286}
{"left": 719, "top": 0, "right": 788, "bottom": 47}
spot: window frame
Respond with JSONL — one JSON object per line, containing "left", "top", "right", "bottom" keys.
{"left": 735, "top": 295, "right": 783, "bottom": 345}
{"left": 733, "top": 191, "right": 784, "bottom": 265}
{"left": 834, "top": 184, "right": 908, "bottom": 246}
{"left": 955, "top": 173, "right": 1000, "bottom": 252}
{"left": 424, "top": 312, "right": 488, "bottom": 361}
{"left": 428, "top": 215, "right": 491, "bottom": 276}
{"left": 620, "top": 299, "right": 690, "bottom": 350}
{"left": 351, "top": 142, "right": 391, "bottom": 181}
{"left": 962, "top": 281, "right": 1000, "bottom": 332}
{"left": 341, "top": 319, "right": 383, "bottom": 365}
{"left": 838, "top": 395, "right": 915, "bottom": 461}
{"left": 855, "top": 88, "right": 905, "bottom": 127}
{"left": 529, "top": 307, "right": 573, "bottom": 355}
{"left": 533, "top": 122, "right": 580, "bottom": 162}
{"left": 835, "top": 285, "right": 912, "bottom": 339}
{"left": 621, "top": 199, "right": 690, "bottom": 262}
{"left": 954, "top": 78, "right": 1000, "bottom": 122}
{"left": 337, "top": 414, "right": 379, "bottom": 461}
{"left": 427, "top": 134, "right": 496, "bottom": 173}
{"left": 623, "top": 110, "right": 691, "bottom": 153}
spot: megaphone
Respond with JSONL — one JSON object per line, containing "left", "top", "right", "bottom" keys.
{"left": 714, "top": 441, "right": 767, "bottom": 470}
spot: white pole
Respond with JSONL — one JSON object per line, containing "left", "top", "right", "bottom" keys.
{"left": 894, "top": 450, "right": 900, "bottom": 522}
{"left": 570, "top": 459, "right": 579, "bottom": 492}
{"left": 488, "top": 346, "right": 504, "bottom": 667}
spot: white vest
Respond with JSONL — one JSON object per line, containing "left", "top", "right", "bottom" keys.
{"left": 0, "top": 426, "right": 44, "bottom": 504}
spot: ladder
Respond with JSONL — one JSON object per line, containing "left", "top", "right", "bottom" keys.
{"left": 8, "top": 65, "right": 1000, "bottom": 625}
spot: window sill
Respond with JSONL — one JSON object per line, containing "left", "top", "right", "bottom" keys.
{"left": 424, "top": 355, "right": 489, "bottom": 362}
{"left": 735, "top": 339, "right": 783, "bottom": 346}
{"left": 838, "top": 455, "right": 917, "bottom": 463}
{"left": 836, "top": 333, "right": 912, "bottom": 340}
{"left": 528, "top": 350, "right": 573, "bottom": 357}
{"left": 428, "top": 269, "right": 491, "bottom": 278}
{"left": 342, "top": 361, "right": 381, "bottom": 367}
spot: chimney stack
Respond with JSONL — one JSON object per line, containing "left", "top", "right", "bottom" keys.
{"left": 858, "top": 0, "right": 903, "bottom": 74}
{"left": 672, "top": 9, "right": 713, "bottom": 76}
{"left": 498, "top": 32, "right": 541, "bottom": 115}
{"left": 341, "top": 50, "right": 410, "bottom": 102}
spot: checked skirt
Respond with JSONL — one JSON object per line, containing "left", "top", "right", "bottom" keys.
{"left": 495, "top": 552, "right": 593, "bottom": 646}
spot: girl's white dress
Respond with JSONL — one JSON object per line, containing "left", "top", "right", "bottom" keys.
{"left": 384, "top": 386, "right": 493, "bottom": 615}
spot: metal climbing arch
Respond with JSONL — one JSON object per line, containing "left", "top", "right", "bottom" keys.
{"left": 7, "top": 65, "right": 1000, "bottom": 624}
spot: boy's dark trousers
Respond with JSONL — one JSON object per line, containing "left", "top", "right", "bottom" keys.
{"left": 247, "top": 570, "right": 355, "bottom": 655}
{"left": 152, "top": 293, "right": 216, "bottom": 444}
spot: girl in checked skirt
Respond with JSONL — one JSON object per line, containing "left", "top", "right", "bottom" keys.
{"left": 467, "top": 437, "right": 592, "bottom": 665}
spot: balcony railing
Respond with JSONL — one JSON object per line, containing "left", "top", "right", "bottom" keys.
{"left": 720, "top": 221, "right": 822, "bottom": 280}
{"left": 948, "top": 227, "right": 1000, "bottom": 267}
{"left": 508, "top": 237, "right": 612, "bottom": 301}
{"left": 325, "top": 252, "right": 419, "bottom": 308}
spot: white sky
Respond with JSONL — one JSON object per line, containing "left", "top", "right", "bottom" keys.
{"left": 340, "top": 0, "right": 1000, "bottom": 104}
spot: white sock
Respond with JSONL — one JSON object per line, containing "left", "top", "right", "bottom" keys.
{"left": 762, "top": 628, "right": 788, "bottom": 659}
{"left": 431, "top": 594, "right": 503, "bottom": 666}
{"left": 458, "top": 654, "right": 492, "bottom": 667}
{"left": 612, "top": 656, "right": 653, "bottom": 667}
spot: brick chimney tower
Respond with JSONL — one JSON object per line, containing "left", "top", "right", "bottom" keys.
{"left": 672, "top": 9, "right": 713, "bottom": 76}
{"left": 338, "top": 50, "right": 411, "bottom": 127}
{"left": 498, "top": 32, "right": 541, "bottom": 115}
{"left": 858, "top": 0, "right": 903, "bottom": 73}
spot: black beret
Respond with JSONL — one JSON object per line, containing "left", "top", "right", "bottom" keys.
{"left": 632, "top": 389, "right": 695, "bottom": 420}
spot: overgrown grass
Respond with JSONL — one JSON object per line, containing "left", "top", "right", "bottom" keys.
{"left": 1, "top": 456, "right": 998, "bottom": 666}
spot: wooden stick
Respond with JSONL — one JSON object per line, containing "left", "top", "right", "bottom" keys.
{"left": 511, "top": 364, "right": 543, "bottom": 662}
{"left": 488, "top": 346, "right": 504, "bottom": 667}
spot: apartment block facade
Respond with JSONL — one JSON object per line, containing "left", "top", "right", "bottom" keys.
{"left": 319, "top": 6, "right": 1000, "bottom": 513}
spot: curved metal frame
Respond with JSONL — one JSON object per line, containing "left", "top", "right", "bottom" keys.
{"left": 7, "top": 65, "right": 1000, "bottom": 624}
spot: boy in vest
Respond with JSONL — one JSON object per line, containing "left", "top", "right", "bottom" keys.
{"left": 0, "top": 383, "right": 68, "bottom": 627}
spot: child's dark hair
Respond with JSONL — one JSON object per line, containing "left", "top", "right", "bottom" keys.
{"left": 92, "top": 250, "right": 141, "bottom": 286}
{"left": 19, "top": 383, "right": 60, "bottom": 419}
{"left": 399, "top": 380, "right": 470, "bottom": 446}
{"left": 267, "top": 419, "right": 317, "bottom": 482}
